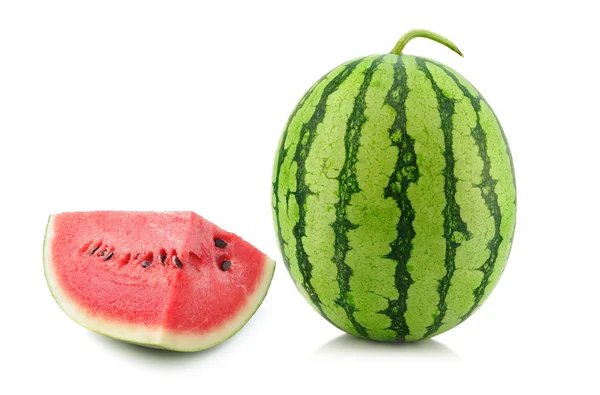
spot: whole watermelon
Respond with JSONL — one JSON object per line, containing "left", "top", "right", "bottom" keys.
{"left": 272, "top": 30, "right": 516, "bottom": 341}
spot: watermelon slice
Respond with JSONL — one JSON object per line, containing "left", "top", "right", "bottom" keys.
{"left": 43, "top": 211, "right": 276, "bottom": 352}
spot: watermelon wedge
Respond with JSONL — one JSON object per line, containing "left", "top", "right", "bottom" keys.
{"left": 43, "top": 211, "right": 275, "bottom": 352}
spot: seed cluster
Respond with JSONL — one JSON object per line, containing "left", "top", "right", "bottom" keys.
{"left": 214, "top": 238, "right": 232, "bottom": 271}
{"left": 84, "top": 242, "right": 183, "bottom": 269}
{"left": 82, "top": 237, "right": 234, "bottom": 272}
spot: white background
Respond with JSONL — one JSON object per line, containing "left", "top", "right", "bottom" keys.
{"left": 1, "top": 1, "right": 598, "bottom": 394}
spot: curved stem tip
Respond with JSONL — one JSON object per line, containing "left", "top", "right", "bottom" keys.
{"left": 390, "top": 29, "right": 463, "bottom": 57}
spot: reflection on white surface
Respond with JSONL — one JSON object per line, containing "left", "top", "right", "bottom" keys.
{"left": 315, "top": 333, "right": 460, "bottom": 360}
{"left": 89, "top": 331, "right": 223, "bottom": 363}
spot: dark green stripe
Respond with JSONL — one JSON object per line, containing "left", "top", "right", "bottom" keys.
{"left": 430, "top": 60, "right": 504, "bottom": 321}
{"left": 292, "top": 59, "right": 363, "bottom": 316}
{"left": 379, "top": 55, "right": 417, "bottom": 341}
{"left": 331, "top": 56, "right": 384, "bottom": 338}
{"left": 273, "top": 75, "right": 328, "bottom": 270}
{"left": 416, "top": 58, "right": 471, "bottom": 337}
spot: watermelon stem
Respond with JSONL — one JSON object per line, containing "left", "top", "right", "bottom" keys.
{"left": 390, "top": 29, "right": 463, "bottom": 57}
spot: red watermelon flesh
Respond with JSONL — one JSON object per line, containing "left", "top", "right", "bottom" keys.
{"left": 43, "top": 211, "right": 275, "bottom": 352}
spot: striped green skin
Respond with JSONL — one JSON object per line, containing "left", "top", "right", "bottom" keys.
{"left": 272, "top": 53, "right": 516, "bottom": 341}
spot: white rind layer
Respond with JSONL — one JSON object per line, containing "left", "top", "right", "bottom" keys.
{"left": 43, "top": 215, "right": 276, "bottom": 352}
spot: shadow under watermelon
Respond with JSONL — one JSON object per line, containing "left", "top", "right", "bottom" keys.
{"left": 89, "top": 331, "right": 229, "bottom": 363}
{"left": 315, "top": 333, "right": 460, "bottom": 360}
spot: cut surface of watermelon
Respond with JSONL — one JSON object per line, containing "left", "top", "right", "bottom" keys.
{"left": 43, "top": 211, "right": 275, "bottom": 352}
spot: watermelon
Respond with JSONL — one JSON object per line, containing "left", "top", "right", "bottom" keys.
{"left": 43, "top": 211, "right": 276, "bottom": 352}
{"left": 272, "top": 29, "right": 516, "bottom": 341}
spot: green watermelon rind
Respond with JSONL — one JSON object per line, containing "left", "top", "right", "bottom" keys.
{"left": 271, "top": 52, "right": 516, "bottom": 342}
{"left": 43, "top": 215, "right": 276, "bottom": 352}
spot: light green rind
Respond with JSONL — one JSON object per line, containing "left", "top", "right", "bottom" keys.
{"left": 400, "top": 56, "right": 448, "bottom": 341}
{"left": 346, "top": 55, "right": 400, "bottom": 340}
{"left": 423, "top": 62, "right": 489, "bottom": 335}
{"left": 476, "top": 100, "right": 517, "bottom": 304}
{"left": 272, "top": 65, "right": 348, "bottom": 308}
{"left": 302, "top": 57, "right": 376, "bottom": 333}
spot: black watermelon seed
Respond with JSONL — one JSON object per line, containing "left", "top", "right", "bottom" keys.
{"left": 141, "top": 260, "right": 153, "bottom": 268}
{"left": 220, "top": 260, "right": 232, "bottom": 271}
{"left": 159, "top": 254, "right": 167, "bottom": 264}
{"left": 89, "top": 246, "right": 100, "bottom": 255}
{"left": 214, "top": 238, "right": 227, "bottom": 248}
{"left": 103, "top": 251, "right": 114, "bottom": 261}
{"left": 173, "top": 256, "right": 183, "bottom": 269}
